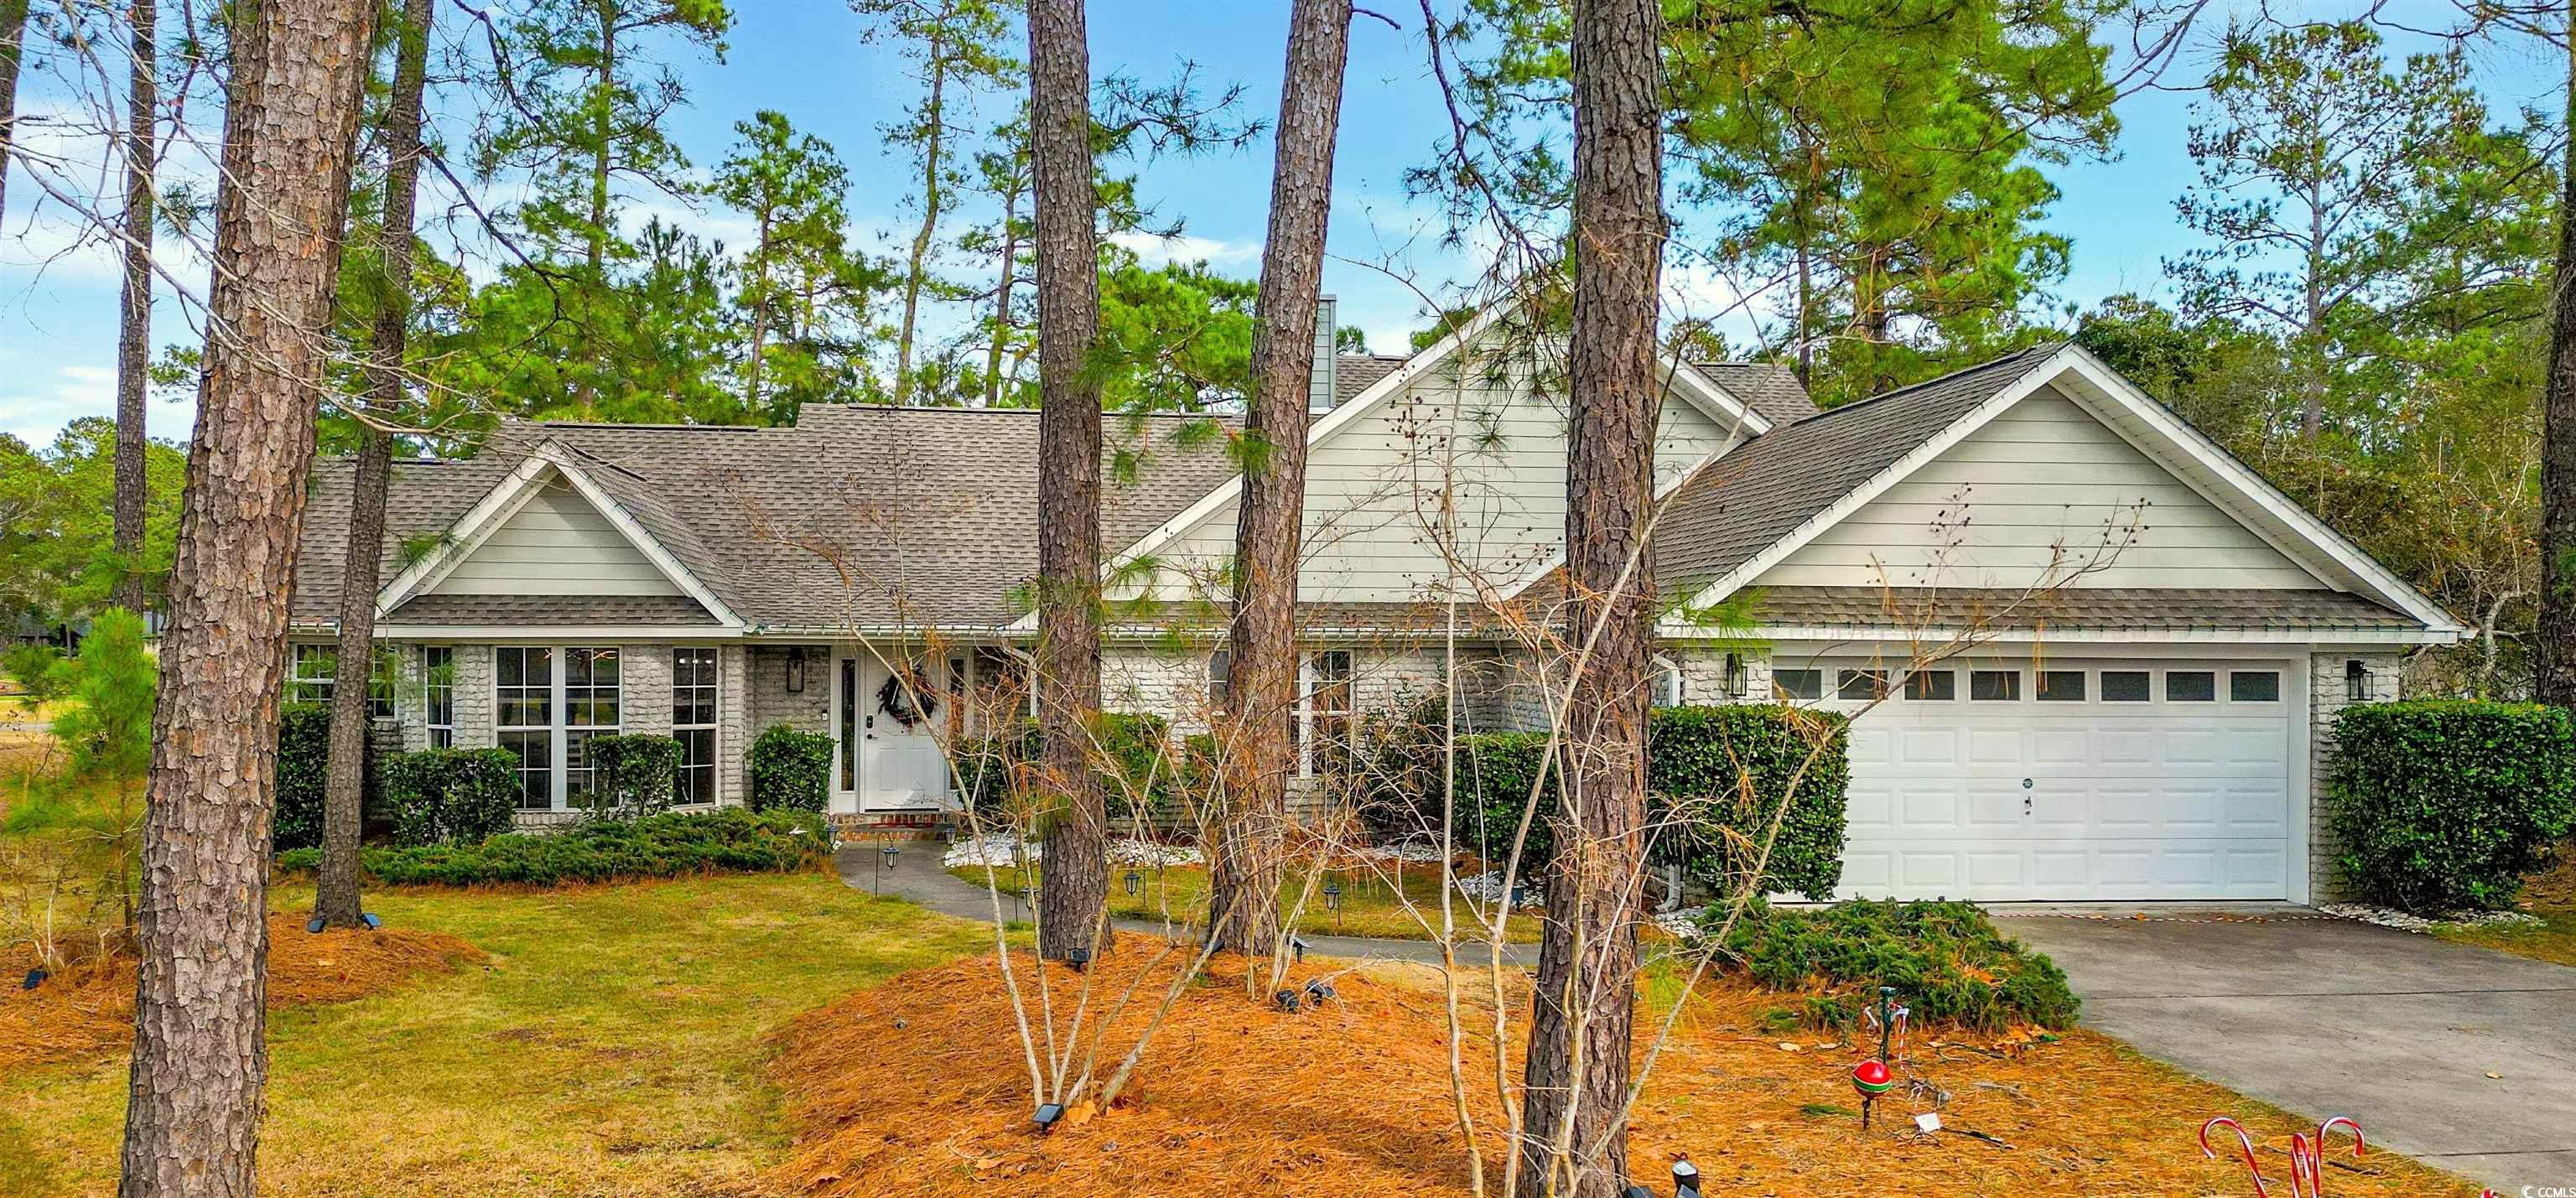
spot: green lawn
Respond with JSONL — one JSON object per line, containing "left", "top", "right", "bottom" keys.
{"left": 948, "top": 861, "right": 1545, "bottom": 944}
{"left": 0, "top": 873, "right": 986, "bottom": 1196}
{"left": 2433, "top": 852, "right": 2576, "bottom": 968}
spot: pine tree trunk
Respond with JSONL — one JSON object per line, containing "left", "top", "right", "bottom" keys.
{"left": 1028, "top": 0, "right": 1107, "bottom": 962}
{"left": 117, "top": 1, "right": 377, "bottom": 1192}
{"left": 0, "top": 0, "right": 27, "bottom": 227}
{"left": 316, "top": 0, "right": 434, "bottom": 932}
{"left": 2542, "top": 29, "right": 2576, "bottom": 708}
{"left": 1519, "top": 0, "right": 1662, "bottom": 1193}
{"left": 112, "top": 0, "right": 158, "bottom": 616}
{"left": 896, "top": 41, "right": 948, "bottom": 404}
{"left": 1208, "top": 0, "right": 1351, "bottom": 960}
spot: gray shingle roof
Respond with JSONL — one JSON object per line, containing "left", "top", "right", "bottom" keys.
{"left": 1657, "top": 344, "right": 2065, "bottom": 600}
{"left": 1333, "top": 354, "right": 1409, "bottom": 406}
{"left": 1692, "top": 360, "right": 1819, "bottom": 425}
{"left": 1748, "top": 586, "right": 2418, "bottom": 631}
{"left": 292, "top": 406, "right": 1244, "bottom": 632}
{"left": 384, "top": 594, "right": 722, "bottom": 626}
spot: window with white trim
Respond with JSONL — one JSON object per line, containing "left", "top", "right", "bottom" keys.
{"left": 673, "top": 648, "right": 719, "bottom": 804}
{"left": 289, "top": 643, "right": 393, "bottom": 718}
{"left": 1773, "top": 668, "right": 1823, "bottom": 701}
{"left": 423, "top": 646, "right": 455, "bottom": 749}
{"left": 1652, "top": 656, "right": 1684, "bottom": 708}
{"left": 493, "top": 646, "right": 621, "bottom": 810}
{"left": 1298, "top": 650, "right": 1353, "bottom": 777}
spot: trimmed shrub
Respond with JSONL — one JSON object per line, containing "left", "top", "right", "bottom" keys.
{"left": 581, "top": 732, "right": 683, "bottom": 820}
{"left": 959, "top": 713, "right": 1192, "bottom": 822}
{"left": 272, "top": 703, "right": 335, "bottom": 852}
{"left": 2326, "top": 700, "right": 2576, "bottom": 912}
{"left": 1431, "top": 704, "right": 1852, "bottom": 900}
{"left": 277, "top": 807, "right": 832, "bottom": 887}
{"left": 748, "top": 724, "right": 833, "bottom": 813}
{"left": 383, "top": 748, "right": 522, "bottom": 847}
{"left": 1713, "top": 900, "right": 2080, "bottom": 1032}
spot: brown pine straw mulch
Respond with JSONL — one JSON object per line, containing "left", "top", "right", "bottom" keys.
{"left": 0, "top": 912, "right": 484, "bottom": 1071}
{"left": 771, "top": 934, "right": 2483, "bottom": 1197}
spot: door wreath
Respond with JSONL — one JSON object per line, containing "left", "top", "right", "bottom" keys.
{"left": 875, "top": 672, "right": 940, "bottom": 729}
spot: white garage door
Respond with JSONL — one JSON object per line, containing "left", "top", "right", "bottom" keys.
{"left": 1803, "top": 658, "right": 2293, "bottom": 902}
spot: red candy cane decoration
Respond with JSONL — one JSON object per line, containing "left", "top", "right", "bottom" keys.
{"left": 2201, "top": 1117, "right": 2275, "bottom": 1198}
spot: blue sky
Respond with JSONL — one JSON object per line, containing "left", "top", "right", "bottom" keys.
{"left": 0, "top": 1, "right": 2558, "bottom": 448}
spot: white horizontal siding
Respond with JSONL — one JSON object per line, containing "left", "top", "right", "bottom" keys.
{"left": 1131, "top": 351, "right": 1749, "bottom": 604}
{"left": 428, "top": 479, "right": 683, "bottom": 598}
{"left": 1755, "top": 386, "right": 2323, "bottom": 591}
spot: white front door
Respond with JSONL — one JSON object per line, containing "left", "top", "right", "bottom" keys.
{"left": 1821, "top": 656, "right": 2294, "bottom": 902}
{"left": 832, "top": 651, "right": 953, "bottom": 812}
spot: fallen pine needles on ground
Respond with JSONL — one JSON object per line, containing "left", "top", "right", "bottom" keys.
{"left": 0, "top": 912, "right": 483, "bottom": 1071}
{"left": 771, "top": 932, "right": 2484, "bottom": 1197}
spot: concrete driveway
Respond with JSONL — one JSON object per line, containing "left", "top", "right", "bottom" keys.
{"left": 1998, "top": 910, "right": 2576, "bottom": 1194}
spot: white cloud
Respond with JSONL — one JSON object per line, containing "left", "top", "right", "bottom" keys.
{"left": 1109, "top": 230, "right": 1262, "bottom": 268}
{"left": 1, "top": 363, "right": 120, "bottom": 446}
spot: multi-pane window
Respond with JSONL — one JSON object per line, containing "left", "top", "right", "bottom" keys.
{"left": 423, "top": 646, "right": 455, "bottom": 749}
{"left": 1207, "top": 648, "right": 1232, "bottom": 715}
{"left": 496, "top": 647, "right": 555, "bottom": 809}
{"left": 673, "top": 648, "right": 719, "bottom": 805}
{"left": 288, "top": 644, "right": 392, "bottom": 717}
{"left": 1653, "top": 656, "right": 1685, "bottom": 708}
{"left": 1772, "top": 668, "right": 1823, "bottom": 701}
{"left": 493, "top": 646, "right": 621, "bottom": 810}
{"left": 562, "top": 648, "right": 621, "bottom": 804}
{"left": 1299, "top": 650, "right": 1354, "bottom": 777}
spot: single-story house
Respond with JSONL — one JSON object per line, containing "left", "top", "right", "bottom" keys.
{"left": 289, "top": 299, "right": 2462, "bottom": 905}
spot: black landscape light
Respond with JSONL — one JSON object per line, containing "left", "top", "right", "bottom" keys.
{"left": 1034, "top": 1103, "right": 1065, "bottom": 1132}
{"left": 23, "top": 967, "right": 47, "bottom": 991}
{"left": 1124, "top": 869, "right": 1142, "bottom": 896}
{"left": 1290, "top": 934, "right": 1310, "bottom": 963}
{"left": 1623, "top": 1187, "right": 1654, "bottom": 1198}
{"left": 1322, "top": 880, "right": 1343, "bottom": 910}
{"left": 1067, "top": 945, "right": 1092, "bottom": 972}
{"left": 1274, "top": 988, "right": 1301, "bottom": 1014}
{"left": 361, "top": 912, "right": 381, "bottom": 931}
{"left": 881, "top": 842, "right": 901, "bottom": 869}
{"left": 1303, "top": 978, "right": 1335, "bottom": 1005}
{"left": 308, "top": 916, "right": 326, "bottom": 934}
{"left": 1672, "top": 1159, "right": 1702, "bottom": 1198}
{"left": 1017, "top": 885, "right": 1033, "bottom": 915}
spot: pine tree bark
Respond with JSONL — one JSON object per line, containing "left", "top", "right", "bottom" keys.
{"left": 112, "top": 0, "right": 158, "bottom": 615}
{"left": 1028, "top": 0, "right": 1107, "bottom": 962}
{"left": 117, "top": 0, "right": 378, "bottom": 1192}
{"left": 1519, "top": 0, "right": 1663, "bottom": 1194}
{"left": 317, "top": 0, "right": 434, "bottom": 931}
{"left": 1208, "top": 0, "right": 1352, "bottom": 959}
{"left": 2539, "top": 27, "right": 2576, "bottom": 708}
{"left": 0, "top": 0, "right": 27, "bottom": 227}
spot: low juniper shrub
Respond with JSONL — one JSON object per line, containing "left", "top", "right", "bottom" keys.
{"left": 277, "top": 806, "right": 832, "bottom": 887}
{"left": 1711, "top": 899, "right": 2080, "bottom": 1032}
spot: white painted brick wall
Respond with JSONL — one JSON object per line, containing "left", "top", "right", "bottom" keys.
{"left": 452, "top": 644, "right": 495, "bottom": 748}
{"left": 719, "top": 644, "right": 750, "bottom": 806}
{"left": 2308, "top": 651, "right": 2403, "bottom": 904}
{"left": 750, "top": 645, "right": 831, "bottom": 734}
{"left": 621, "top": 644, "right": 673, "bottom": 738}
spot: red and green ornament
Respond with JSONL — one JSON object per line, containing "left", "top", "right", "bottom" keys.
{"left": 1852, "top": 1059, "right": 1893, "bottom": 1097}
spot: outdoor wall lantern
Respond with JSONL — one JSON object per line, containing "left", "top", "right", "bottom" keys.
{"left": 1124, "top": 869, "right": 1143, "bottom": 896}
{"left": 785, "top": 647, "right": 808, "bottom": 693}
{"left": 1724, "top": 652, "right": 1748, "bottom": 698}
{"left": 2345, "top": 658, "right": 2369, "bottom": 702}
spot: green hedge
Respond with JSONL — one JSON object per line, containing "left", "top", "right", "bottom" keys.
{"left": 383, "top": 748, "right": 521, "bottom": 847}
{"left": 1401, "top": 703, "right": 1852, "bottom": 900}
{"left": 2326, "top": 700, "right": 2576, "bottom": 912}
{"left": 276, "top": 807, "right": 833, "bottom": 887}
{"left": 272, "top": 703, "right": 336, "bottom": 852}
{"left": 582, "top": 733, "right": 683, "bottom": 819}
{"left": 960, "top": 713, "right": 1192, "bottom": 821}
{"left": 748, "top": 724, "right": 833, "bottom": 812}
{"left": 1715, "top": 900, "right": 2080, "bottom": 1032}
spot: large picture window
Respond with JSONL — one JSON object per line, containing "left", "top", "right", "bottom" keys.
{"left": 289, "top": 644, "right": 394, "bottom": 718}
{"left": 495, "top": 646, "right": 621, "bottom": 810}
{"left": 673, "top": 648, "right": 719, "bottom": 805}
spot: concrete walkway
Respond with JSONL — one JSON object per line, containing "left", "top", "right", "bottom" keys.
{"left": 833, "top": 843, "right": 1529, "bottom": 967}
{"left": 1998, "top": 908, "right": 2576, "bottom": 1194}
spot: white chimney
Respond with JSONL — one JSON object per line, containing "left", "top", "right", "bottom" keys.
{"left": 1308, "top": 295, "right": 1338, "bottom": 415}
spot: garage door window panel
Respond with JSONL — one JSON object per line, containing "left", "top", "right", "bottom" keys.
{"left": 2037, "top": 670, "right": 2086, "bottom": 702}
{"left": 2101, "top": 671, "right": 2151, "bottom": 703}
{"left": 2166, "top": 671, "right": 2217, "bottom": 703}
{"left": 1774, "top": 668, "right": 1822, "bottom": 701}
{"left": 1838, "top": 668, "right": 1890, "bottom": 700}
{"left": 1971, "top": 670, "right": 2021, "bottom": 701}
{"left": 2230, "top": 671, "right": 2281, "bottom": 703}
{"left": 1903, "top": 670, "right": 1956, "bottom": 701}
